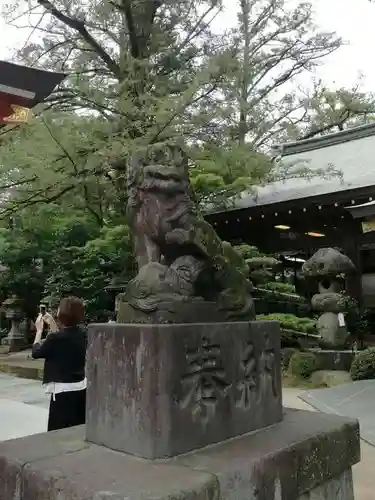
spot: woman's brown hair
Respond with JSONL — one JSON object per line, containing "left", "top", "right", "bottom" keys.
{"left": 57, "top": 296, "right": 84, "bottom": 327}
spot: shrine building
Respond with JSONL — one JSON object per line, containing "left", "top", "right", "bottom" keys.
{"left": 205, "top": 123, "right": 375, "bottom": 307}
{"left": 0, "top": 60, "right": 65, "bottom": 127}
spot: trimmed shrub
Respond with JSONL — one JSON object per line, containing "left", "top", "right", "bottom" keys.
{"left": 289, "top": 351, "right": 317, "bottom": 379}
{"left": 262, "top": 282, "right": 297, "bottom": 294}
{"left": 257, "top": 313, "right": 316, "bottom": 334}
{"left": 350, "top": 348, "right": 375, "bottom": 381}
{"left": 282, "top": 348, "right": 298, "bottom": 369}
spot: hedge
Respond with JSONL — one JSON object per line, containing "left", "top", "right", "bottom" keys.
{"left": 289, "top": 351, "right": 317, "bottom": 379}
{"left": 350, "top": 348, "right": 375, "bottom": 381}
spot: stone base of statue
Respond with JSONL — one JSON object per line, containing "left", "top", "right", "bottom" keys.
{"left": 86, "top": 320, "right": 282, "bottom": 458}
{"left": 117, "top": 299, "right": 239, "bottom": 324}
{"left": 0, "top": 410, "right": 359, "bottom": 500}
{"left": 1, "top": 331, "right": 26, "bottom": 352}
{"left": 0, "top": 317, "right": 360, "bottom": 499}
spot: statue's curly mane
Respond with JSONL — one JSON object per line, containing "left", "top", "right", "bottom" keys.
{"left": 127, "top": 146, "right": 197, "bottom": 257}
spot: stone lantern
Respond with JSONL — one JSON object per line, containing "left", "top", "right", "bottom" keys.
{"left": 104, "top": 273, "right": 129, "bottom": 321}
{"left": 1, "top": 295, "right": 25, "bottom": 352}
{"left": 302, "top": 248, "right": 356, "bottom": 348}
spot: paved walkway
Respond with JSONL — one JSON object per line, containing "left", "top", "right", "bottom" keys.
{"left": 300, "top": 380, "right": 375, "bottom": 447}
{"left": 284, "top": 388, "right": 375, "bottom": 500}
{"left": 0, "top": 373, "right": 48, "bottom": 440}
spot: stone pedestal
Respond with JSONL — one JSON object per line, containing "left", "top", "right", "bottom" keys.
{"left": 0, "top": 410, "right": 359, "bottom": 500}
{"left": 316, "top": 312, "right": 348, "bottom": 348}
{"left": 1, "top": 334, "right": 25, "bottom": 352}
{"left": 1, "top": 317, "right": 26, "bottom": 352}
{"left": 117, "top": 299, "right": 235, "bottom": 323}
{"left": 0, "top": 318, "right": 361, "bottom": 499}
{"left": 86, "top": 321, "right": 282, "bottom": 458}
{"left": 1, "top": 296, "right": 26, "bottom": 352}
{"left": 309, "top": 348, "right": 356, "bottom": 372}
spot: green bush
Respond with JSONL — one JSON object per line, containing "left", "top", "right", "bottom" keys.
{"left": 282, "top": 348, "right": 298, "bottom": 369}
{"left": 350, "top": 348, "right": 375, "bottom": 381}
{"left": 289, "top": 351, "right": 317, "bottom": 379}
{"left": 257, "top": 313, "right": 316, "bottom": 334}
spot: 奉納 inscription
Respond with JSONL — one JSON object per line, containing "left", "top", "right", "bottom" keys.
{"left": 180, "top": 337, "right": 230, "bottom": 424}
{"left": 235, "top": 340, "right": 257, "bottom": 410}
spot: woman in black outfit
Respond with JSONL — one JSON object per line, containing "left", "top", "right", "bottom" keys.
{"left": 32, "top": 296, "right": 87, "bottom": 431}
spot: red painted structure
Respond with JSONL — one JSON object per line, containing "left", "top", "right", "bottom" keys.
{"left": 0, "top": 60, "right": 65, "bottom": 124}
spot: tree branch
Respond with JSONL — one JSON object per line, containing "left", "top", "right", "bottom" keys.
{"left": 34, "top": 0, "right": 121, "bottom": 78}
{"left": 298, "top": 111, "right": 351, "bottom": 140}
{"left": 0, "top": 177, "right": 39, "bottom": 191}
{"left": 119, "top": 0, "right": 162, "bottom": 59}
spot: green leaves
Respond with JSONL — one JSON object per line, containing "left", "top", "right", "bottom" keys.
{"left": 0, "top": 0, "right": 368, "bottom": 318}
{"left": 0, "top": 200, "right": 137, "bottom": 320}
{"left": 43, "top": 223, "right": 136, "bottom": 321}
{"left": 190, "top": 142, "right": 273, "bottom": 208}
{"left": 0, "top": 0, "right": 357, "bottom": 218}
{"left": 296, "top": 85, "right": 375, "bottom": 140}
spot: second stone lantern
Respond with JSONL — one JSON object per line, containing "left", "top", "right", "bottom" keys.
{"left": 302, "top": 248, "right": 356, "bottom": 348}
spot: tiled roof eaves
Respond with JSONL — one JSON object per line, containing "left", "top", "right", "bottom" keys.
{"left": 275, "top": 123, "right": 375, "bottom": 157}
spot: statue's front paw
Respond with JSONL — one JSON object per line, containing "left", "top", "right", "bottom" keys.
{"left": 165, "top": 229, "right": 189, "bottom": 245}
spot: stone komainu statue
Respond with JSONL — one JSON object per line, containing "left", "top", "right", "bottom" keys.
{"left": 123, "top": 144, "right": 255, "bottom": 320}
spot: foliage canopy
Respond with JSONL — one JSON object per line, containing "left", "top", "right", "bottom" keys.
{"left": 0, "top": 0, "right": 373, "bottom": 320}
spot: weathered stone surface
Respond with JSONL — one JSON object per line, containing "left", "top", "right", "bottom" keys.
{"left": 311, "top": 293, "right": 347, "bottom": 313}
{"left": 86, "top": 321, "right": 282, "bottom": 459}
{"left": 117, "top": 300, "right": 239, "bottom": 324}
{"left": 173, "top": 409, "right": 360, "bottom": 500}
{"left": 302, "top": 248, "right": 356, "bottom": 278}
{"left": 125, "top": 144, "right": 254, "bottom": 321}
{"left": 0, "top": 409, "right": 360, "bottom": 500}
{"left": 22, "top": 446, "right": 218, "bottom": 500}
{"left": 1, "top": 336, "right": 26, "bottom": 352}
{"left": 0, "top": 426, "right": 88, "bottom": 500}
{"left": 1, "top": 296, "right": 26, "bottom": 352}
{"left": 316, "top": 312, "right": 348, "bottom": 347}
{"left": 298, "top": 470, "right": 354, "bottom": 499}
{"left": 303, "top": 249, "right": 356, "bottom": 348}
{"left": 309, "top": 349, "right": 355, "bottom": 372}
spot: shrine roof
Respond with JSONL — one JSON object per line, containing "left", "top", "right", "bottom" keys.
{"left": 0, "top": 60, "right": 66, "bottom": 126}
{"left": 208, "top": 123, "right": 375, "bottom": 214}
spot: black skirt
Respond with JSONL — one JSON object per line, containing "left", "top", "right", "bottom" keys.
{"left": 47, "top": 389, "right": 86, "bottom": 432}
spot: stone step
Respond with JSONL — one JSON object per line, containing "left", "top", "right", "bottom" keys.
{"left": 0, "top": 353, "right": 43, "bottom": 380}
{"left": 0, "top": 409, "right": 360, "bottom": 500}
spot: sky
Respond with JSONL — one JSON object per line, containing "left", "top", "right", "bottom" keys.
{"left": 1, "top": 0, "right": 375, "bottom": 92}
